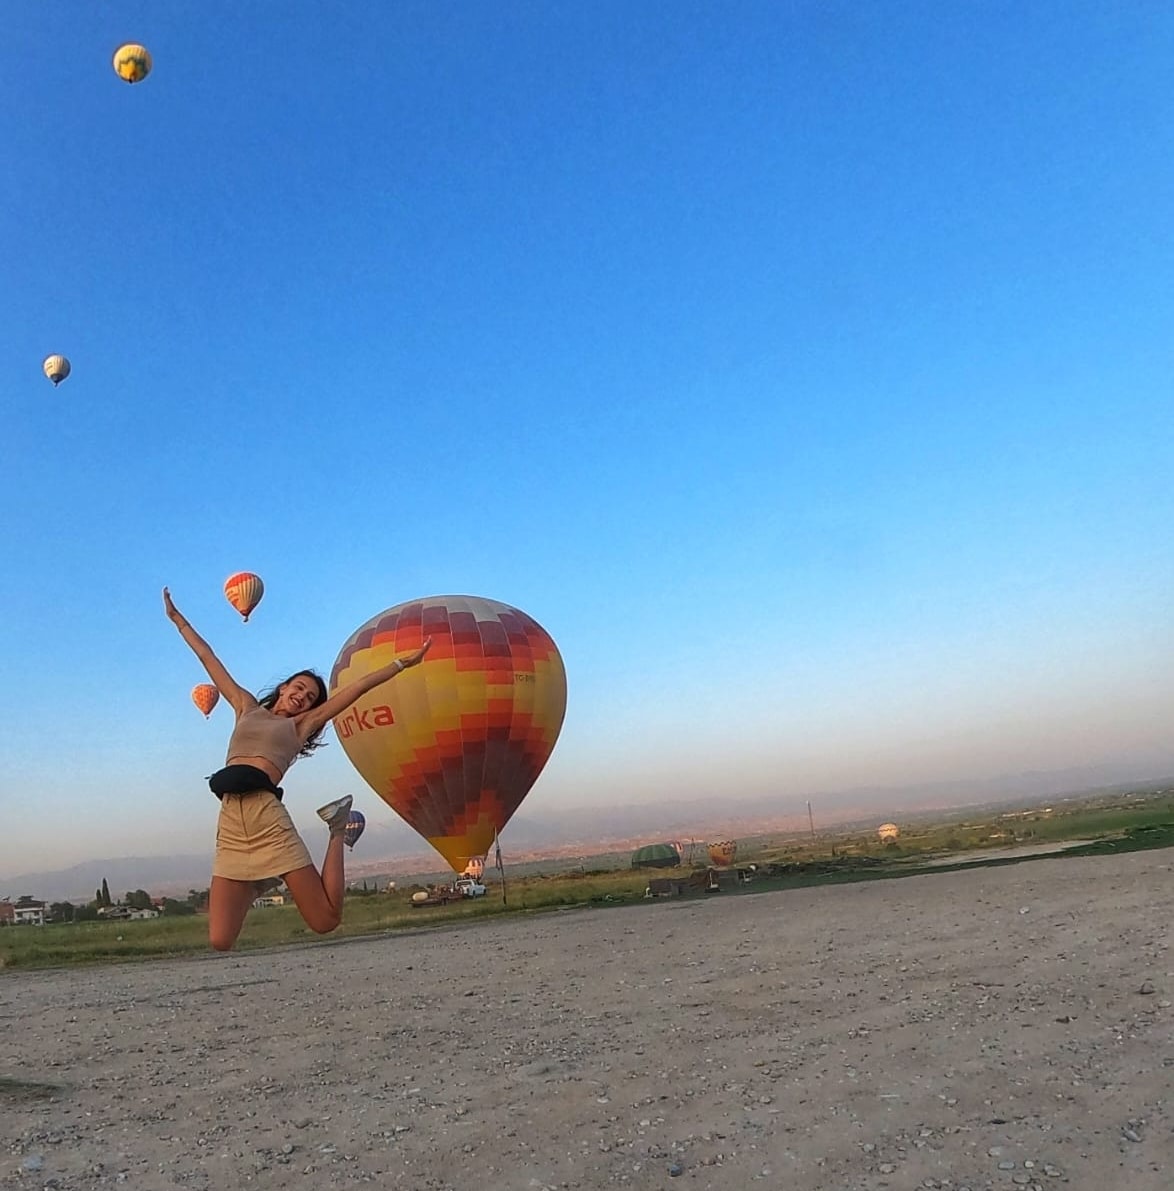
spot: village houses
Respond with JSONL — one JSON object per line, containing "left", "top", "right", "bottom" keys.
{"left": 0, "top": 898, "right": 47, "bottom": 926}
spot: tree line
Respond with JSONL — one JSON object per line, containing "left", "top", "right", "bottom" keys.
{"left": 33, "top": 881, "right": 210, "bottom": 924}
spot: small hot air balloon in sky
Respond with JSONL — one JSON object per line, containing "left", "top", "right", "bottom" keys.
{"left": 191, "top": 683, "right": 219, "bottom": 717}
{"left": 42, "top": 355, "right": 70, "bottom": 386}
{"left": 224, "top": 572, "right": 264, "bottom": 621}
{"left": 877, "top": 822, "right": 900, "bottom": 843}
{"left": 344, "top": 810, "right": 365, "bottom": 850}
{"left": 707, "top": 840, "right": 738, "bottom": 868}
{"left": 330, "top": 595, "right": 568, "bottom": 875}
{"left": 112, "top": 43, "right": 152, "bottom": 83}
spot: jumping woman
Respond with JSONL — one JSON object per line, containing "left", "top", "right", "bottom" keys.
{"left": 163, "top": 587, "right": 431, "bottom": 951}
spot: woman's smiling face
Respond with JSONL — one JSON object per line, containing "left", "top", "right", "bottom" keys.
{"left": 273, "top": 673, "right": 325, "bottom": 716}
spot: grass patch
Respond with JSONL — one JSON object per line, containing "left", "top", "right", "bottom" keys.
{"left": 3, "top": 791, "right": 1172, "bottom": 971}
{"left": 0, "top": 870, "right": 651, "bottom": 970}
{"left": 1051, "top": 821, "right": 1174, "bottom": 856}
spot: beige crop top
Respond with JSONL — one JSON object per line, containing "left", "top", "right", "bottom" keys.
{"left": 226, "top": 706, "right": 302, "bottom": 773}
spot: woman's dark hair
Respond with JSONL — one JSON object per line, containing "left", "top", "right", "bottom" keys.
{"left": 257, "top": 669, "right": 329, "bottom": 758}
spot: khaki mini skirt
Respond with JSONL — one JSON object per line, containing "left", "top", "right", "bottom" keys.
{"left": 213, "top": 791, "right": 313, "bottom": 881}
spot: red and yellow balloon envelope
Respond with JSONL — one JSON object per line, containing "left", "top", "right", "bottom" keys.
{"left": 330, "top": 595, "right": 568, "bottom": 875}
{"left": 191, "top": 683, "right": 219, "bottom": 717}
{"left": 708, "top": 840, "right": 738, "bottom": 868}
{"left": 224, "top": 572, "right": 264, "bottom": 621}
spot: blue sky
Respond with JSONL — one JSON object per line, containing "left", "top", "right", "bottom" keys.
{"left": 2, "top": 2, "right": 1172, "bottom": 878}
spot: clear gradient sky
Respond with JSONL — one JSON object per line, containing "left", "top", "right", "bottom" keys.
{"left": 2, "top": 2, "right": 1171, "bottom": 879}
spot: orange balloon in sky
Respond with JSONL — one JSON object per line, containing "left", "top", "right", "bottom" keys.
{"left": 191, "top": 683, "right": 219, "bottom": 717}
{"left": 330, "top": 595, "right": 568, "bottom": 874}
{"left": 224, "top": 572, "right": 264, "bottom": 621}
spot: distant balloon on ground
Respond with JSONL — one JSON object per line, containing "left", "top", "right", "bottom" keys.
{"left": 708, "top": 840, "right": 737, "bottom": 867}
{"left": 631, "top": 843, "right": 680, "bottom": 869}
{"left": 42, "top": 355, "right": 70, "bottom": 386}
{"left": 224, "top": 572, "right": 264, "bottom": 621}
{"left": 113, "top": 44, "right": 152, "bottom": 83}
{"left": 344, "top": 810, "right": 365, "bottom": 850}
{"left": 191, "top": 683, "right": 219, "bottom": 717}
{"left": 877, "top": 822, "right": 900, "bottom": 843}
{"left": 330, "top": 595, "right": 568, "bottom": 874}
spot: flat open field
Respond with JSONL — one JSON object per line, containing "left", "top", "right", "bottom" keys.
{"left": 2, "top": 849, "right": 1171, "bottom": 1191}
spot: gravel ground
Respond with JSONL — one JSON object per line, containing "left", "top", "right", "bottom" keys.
{"left": 2, "top": 849, "right": 1171, "bottom": 1191}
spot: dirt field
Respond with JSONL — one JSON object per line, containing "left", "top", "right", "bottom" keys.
{"left": 2, "top": 849, "right": 1171, "bottom": 1191}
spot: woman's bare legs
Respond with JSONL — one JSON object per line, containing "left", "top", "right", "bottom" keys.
{"left": 283, "top": 832, "right": 346, "bottom": 934}
{"left": 208, "top": 876, "right": 258, "bottom": 951}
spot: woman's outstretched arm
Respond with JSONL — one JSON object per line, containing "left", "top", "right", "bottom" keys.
{"left": 297, "top": 638, "right": 432, "bottom": 739}
{"left": 163, "top": 587, "right": 256, "bottom": 715}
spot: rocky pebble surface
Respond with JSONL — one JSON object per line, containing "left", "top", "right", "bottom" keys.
{"left": 2, "top": 849, "right": 1171, "bottom": 1190}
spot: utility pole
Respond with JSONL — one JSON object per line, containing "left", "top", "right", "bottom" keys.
{"left": 494, "top": 832, "right": 508, "bottom": 906}
{"left": 807, "top": 800, "right": 816, "bottom": 839}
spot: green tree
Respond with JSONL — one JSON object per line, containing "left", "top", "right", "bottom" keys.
{"left": 48, "top": 901, "right": 75, "bottom": 923}
{"left": 75, "top": 903, "right": 99, "bottom": 921}
{"left": 161, "top": 898, "right": 195, "bottom": 917}
{"left": 100, "top": 878, "right": 111, "bottom": 907}
{"left": 125, "top": 889, "right": 153, "bottom": 910}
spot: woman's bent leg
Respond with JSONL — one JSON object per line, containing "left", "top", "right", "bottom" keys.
{"left": 208, "top": 876, "right": 257, "bottom": 951}
{"left": 283, "top": 834, "right": 346, "bottom": 934}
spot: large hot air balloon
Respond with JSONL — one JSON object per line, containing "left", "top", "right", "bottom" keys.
{"left": 42, "top": 355, "right": 70, "bottom": 386}
{"left": 113, "top": 44, "right": 152, "bottom": 83}
{"left": 224, "top": 572, "right": 264, "bottom": 621}
{"left": 191, "top": 683, "right": 219, "bottom": 717}
{"left": 330, "top": 595, "right": 567, "bottom": 874}
{"left": 708, "top": 840, "right": 738, "bottom": 867}
{"left": 344, "top": 810, "right": 365, "bottom": 850}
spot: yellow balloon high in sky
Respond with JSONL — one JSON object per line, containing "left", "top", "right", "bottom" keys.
{"left": 112, "top": 44, "right": 152, "bottom": 84}
{"left": 42, "top": 355, "right": 70, "bottom": 386}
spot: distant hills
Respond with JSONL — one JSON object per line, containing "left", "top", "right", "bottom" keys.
{"left": 4, "top": 760, "right": 1171, "bottom": 902}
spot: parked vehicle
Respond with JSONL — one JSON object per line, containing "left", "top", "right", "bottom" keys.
{"left": 410, "top": 878, "right": 487, "bottom": 907}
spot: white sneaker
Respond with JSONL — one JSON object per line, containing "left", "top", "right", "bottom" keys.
{"left": 316, "top": 795, "right": 354, "bottom": 837}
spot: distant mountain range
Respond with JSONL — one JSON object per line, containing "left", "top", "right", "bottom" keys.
{"left": 5, "top": 760, "right": 1171, "bottom": 902}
